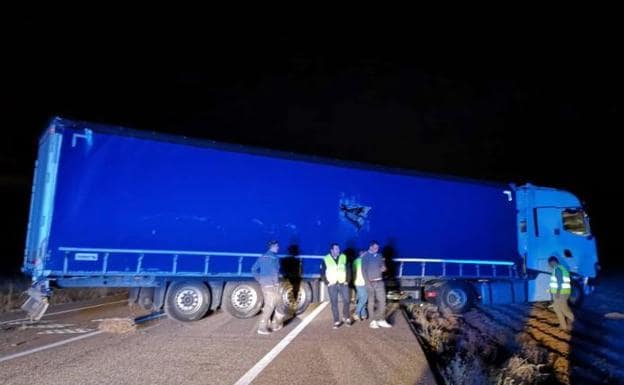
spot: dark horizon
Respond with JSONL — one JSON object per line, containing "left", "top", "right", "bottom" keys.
{"left": 2, "top": 40, "right": 622, "bottom": 274}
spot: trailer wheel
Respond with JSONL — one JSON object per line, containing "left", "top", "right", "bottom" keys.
{"left": 439, "top": 282, "right": 474, "bottom": 313}
{"left": 223, "top": 281, "right": 264, "bottom": 319}
{"left": 277, "top": 281, "right": 312, "bottom": 316}
{"left": 165, "top": 281, "right": 211, "bottom": 322}
{"left": 569, "top": 280, "right": 585, "bottom": 308}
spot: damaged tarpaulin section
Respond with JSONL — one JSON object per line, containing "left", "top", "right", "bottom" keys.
{"left": 340, "top": 198, "right": 371, "bottom": 230}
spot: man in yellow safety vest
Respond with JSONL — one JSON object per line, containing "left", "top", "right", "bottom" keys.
{"left": 322, "top": 243, "right": 352, "bottom": 329}
{"left": 548, "top": 256, "right": 575, "bottom": 331}
{"left": 353, "top": 250, "right": 368, "bottom": 321}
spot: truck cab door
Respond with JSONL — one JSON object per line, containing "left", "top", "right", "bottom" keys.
{"left": 534, "top": 207, "right": 597, "bottom": 278}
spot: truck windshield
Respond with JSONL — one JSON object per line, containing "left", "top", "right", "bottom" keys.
{"left": 562, "top": 208, "right": 590, "bottom": 236}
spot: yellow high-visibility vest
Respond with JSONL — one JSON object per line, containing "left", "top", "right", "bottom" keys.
{"left": 324, "top": 254, "right": 347, "bottom": 284}
{"left": 550, "top": 264, "right": 572, "bottom": 295}
{"left": 353, "top": 257, "right": 365, "bottom": 286}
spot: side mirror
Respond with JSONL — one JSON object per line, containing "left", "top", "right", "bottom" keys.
{"left": 554, "top": 228, "right": 560, "bottom": 235}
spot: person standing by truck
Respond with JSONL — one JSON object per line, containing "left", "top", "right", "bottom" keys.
{"left": 548, "top": 256, "right": 575, "bottom": 331}
{"left": 353, "top": 250, "right": 369, "bottom": 321}
{"left": 362, "top": 241, "right": 392, "bottom": 329}
{"left": 251, "top": 240, "right": 284, "bottom": 335}
{"left": 322, "top": 243, "right": 352, "bottom": 329}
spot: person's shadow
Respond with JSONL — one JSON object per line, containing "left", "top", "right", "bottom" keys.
{"left": 276, "top": 244, "right": 304, "bottom": 323}
{"left": 382, "top": 244, "right": 401, "bottom": 323}
{"left": 343, "top": 247, "right": 357, "bottom": 305}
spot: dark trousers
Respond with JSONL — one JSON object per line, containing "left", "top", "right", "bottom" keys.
{"left": 367, "top": 280, "right": 386, "bottom": 321}
{"left": 328, "top": 283, "right": 350, "bottom": 322}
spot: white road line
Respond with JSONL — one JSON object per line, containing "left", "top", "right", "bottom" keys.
{"left": 19, "top": 324, "right": 75, "bottom": 329}
{"left": 37, "top": 328, "right": 94, "bottom": 335}
{"left": 233, "top": 302, "right": 328, "bottom": 385}
{"left": 0, "top": 331, "right": 104, "bottom": 364}
{"left": 0, "top": 299, "right": 128, "bottom": 326}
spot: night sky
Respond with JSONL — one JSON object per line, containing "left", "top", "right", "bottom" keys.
{"left": 1, "top": 23, "right": 622, "bottom": 275}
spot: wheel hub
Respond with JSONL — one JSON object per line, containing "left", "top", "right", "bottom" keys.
{"left": 175, "top": 288, "right": 202, "bottom": 313}
{"left": 231, "top": 286, "right": 257, "bottom": 311}
{"left": 446, "top": 289, "right": 467, "bottom": 309}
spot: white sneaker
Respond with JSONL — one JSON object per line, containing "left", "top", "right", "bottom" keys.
{"left": 369, "top": 320, "right": 379, "bottom": 329}
{"left": 377, "top": 320, "right": 392, "bottom": 328}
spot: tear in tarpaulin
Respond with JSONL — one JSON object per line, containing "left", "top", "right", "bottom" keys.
{"left": 340, "top": 199, "right": 371, "bottom": 230}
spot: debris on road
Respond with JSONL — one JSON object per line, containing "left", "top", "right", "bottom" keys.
{"left": 96, "top": 318, "right": 136, "bottom": 334}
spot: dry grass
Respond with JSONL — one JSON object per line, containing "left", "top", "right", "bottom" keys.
{"left": 457, "top": 324, "right": 500, "bottom": 364}
{"left": 409, "top": 304, "right": 460, "bottom": 355}
{"left": 409, "top": 304, "right": 556, "bottom": 385}
{"left": 0, "top": 278, "right": 29, "bottom": 313}
{"left": 495, "top": 356, "right": 549, "bottom": 385}
{"left": 443, "top": 353, "right": 489, "bottom": 385}
{"left": 50, "top": 287, "right": 127, "bottom": 305}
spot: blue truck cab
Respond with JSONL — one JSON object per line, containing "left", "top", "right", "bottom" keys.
{"left": 516, "top": 185, "right": 598, "bottom": 302}
{"left": 20, "top": 117, "right": 599, "bottom": 321}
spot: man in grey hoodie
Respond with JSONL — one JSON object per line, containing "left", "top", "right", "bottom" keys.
{"left": 251, "top": 240, "right": 284, "bottom": 335}
{"left": 361, "top": 240, "right": 392, "bottom": 329}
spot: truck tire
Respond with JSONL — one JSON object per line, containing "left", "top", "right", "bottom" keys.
{"left": 439, "top": 281, "right": 474, "bottom": 313}
{"left": 223, "top": 281, "right": 264, "bottom": 319}
{"left": 165, "top": 281, "right": 211, "bottom": 322}
{"left": 569, "top": 280, "right": 585, "bottom": 308}
{"left": 277, "top": 281, "right": 312, "bottom": 316}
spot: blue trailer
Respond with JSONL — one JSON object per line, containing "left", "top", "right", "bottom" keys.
{"left": 21, "top": 117, "right": 599, "bottom": 321}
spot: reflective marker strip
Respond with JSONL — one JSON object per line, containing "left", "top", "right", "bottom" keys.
{"left": 550, "top": 283, "right": 572, "bottom": 288}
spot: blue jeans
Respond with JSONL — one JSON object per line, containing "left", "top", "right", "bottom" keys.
{"left": 355, "top": 285, "right": 368, "bottom": 318}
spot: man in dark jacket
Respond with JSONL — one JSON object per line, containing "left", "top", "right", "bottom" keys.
{"left": 251, "top": 240, "right": 284, "bottom": 334}
{"left": 361, "top": 240, "right": 392, "bottom": 329}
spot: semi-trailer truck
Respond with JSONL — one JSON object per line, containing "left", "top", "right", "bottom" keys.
{"left": 21, "top": 117, "right": 599, "bottom": 321}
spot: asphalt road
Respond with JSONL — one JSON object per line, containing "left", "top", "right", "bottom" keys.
{"left": 0, "top": 297, "right": 436, "bottom": 385}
